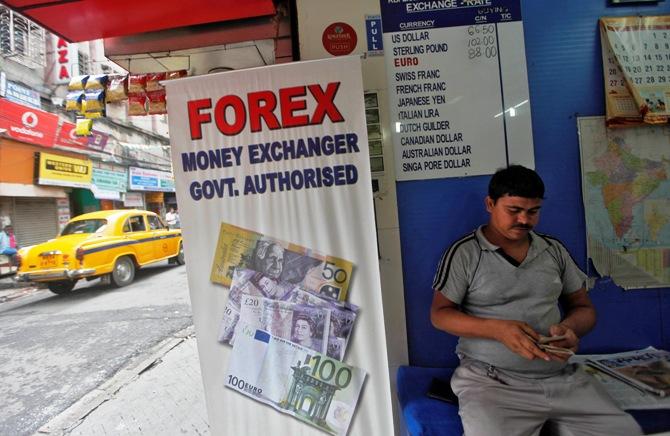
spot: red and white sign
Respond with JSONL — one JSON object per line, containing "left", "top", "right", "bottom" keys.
{"left": 322, "top": 22, "right": 357, "bottom": 56}
{"left": 49, "top": 36, "right": 78, "bottom": 85}
{"left": 54, "top": 122, "right": 89, "bottom": 149}
{"left": 0, "top": 99, "right": 59, "bottom": 147}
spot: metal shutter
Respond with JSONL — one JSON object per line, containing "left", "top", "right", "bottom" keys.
{"left": 13, "top": 198, "right": 59, "bottom": 247}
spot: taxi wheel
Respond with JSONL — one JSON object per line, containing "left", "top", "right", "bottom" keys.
{"left": 171, "top": 242, "right": 185, "bottom": 265}
{"left": 48, "top": 280, "right": 77, "bottom": 295}
{"left": 112, "top": 256, "right": 135, "bottom": 288}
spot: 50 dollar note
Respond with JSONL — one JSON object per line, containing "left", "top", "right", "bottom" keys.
{"left": 210, "top": 223, "right": 354, "bottom": 301}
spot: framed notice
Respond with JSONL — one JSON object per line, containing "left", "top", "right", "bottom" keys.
{"left": 379, "top": 0, "right": 534, "bottom": 180}
{"left": 601, "top": 15, "right": 670, "bottom": 126}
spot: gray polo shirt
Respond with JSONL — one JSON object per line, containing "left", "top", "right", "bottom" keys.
{"left": 433, "top": 226, "right": 587, "bottom": 377}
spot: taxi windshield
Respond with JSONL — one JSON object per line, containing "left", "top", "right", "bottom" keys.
{"left": 61, "top": 219, "right": 108, "bottom": 235}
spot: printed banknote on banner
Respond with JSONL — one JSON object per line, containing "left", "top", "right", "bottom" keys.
{"left": 218, "top": 268, "right": 358, "bottom": 360}
{"left": 226, "top": 328, "right": 366, "bottom": 436}
{"left": 210, "top": 223, "right": 354, "bottom": 301}
{"left": 238, "top": 295, "right": 331, "bottom": 355}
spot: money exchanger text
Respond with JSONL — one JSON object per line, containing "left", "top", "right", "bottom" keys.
{"left": 180, "top": 133, "right": 360, "bottom": 172}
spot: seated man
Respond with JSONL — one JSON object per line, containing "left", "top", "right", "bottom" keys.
{"left": 430, "top": 165, "right": 641, "bottom": 436}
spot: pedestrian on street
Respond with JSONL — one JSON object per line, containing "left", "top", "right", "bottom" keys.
{"left": 0, "top": 225, "right": 19, "bottom": 266}
{"left": 165, "top": 207, "right": 180, "bottom": 229}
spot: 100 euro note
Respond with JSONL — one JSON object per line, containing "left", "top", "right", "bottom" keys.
{"left": 226, "top": 328, "right": 366, "bottom": 436}
{"left": 210, "top": 223, "right": 354, "bottom": 301}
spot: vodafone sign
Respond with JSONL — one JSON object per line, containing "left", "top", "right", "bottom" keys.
{"left": 22, "top": 111, "right": 39, "bottom": 128}
{"left": 54, "top": 122, "right": 88, "bottom": 149}
{"left": 0, "top": 99, "right": 59, "bottom": 147}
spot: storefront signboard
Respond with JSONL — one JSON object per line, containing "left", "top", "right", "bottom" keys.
{"left": 54, "top": 122, "right": 89, "bottom": 150}
{"left": 0, "top": 99, "right": 59, "bottom": 148}
{"left": 128, "top": 166, "right": 175, "bottom": 192}
{"left": 92, "top": 167, "right": 128, "bottom": 192}
{"left": 4, "top": 81, "right": 42, "bottom": 109}
{"left": 91, "top": 167, "right": 128, "bottom": 200}
{"left": 36, "top": 152, "right": 92, "bottom": 188}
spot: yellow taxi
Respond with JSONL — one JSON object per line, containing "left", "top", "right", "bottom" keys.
{"left": 17, "top": 209, "right": 184, "bottom": 294}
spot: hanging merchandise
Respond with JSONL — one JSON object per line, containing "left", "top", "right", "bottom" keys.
{"left": 84, "top": 89, "right": 106, "bottom": 114}
{"left": 128, "top": 74, "right": 147, "bottom": 94}
{"left": 106, "top": 75, "right": 128, "bottom": 102}
{"left": 146, "top": 72, "right": 166, "bottom": 92}
{"left": 75, "top": 117, "right": 93, "bottom": 136}
{"left": 66, "top": 74, "right": 106, "bottom": 128}
{"left": 65, "top": 90, "right": 84, "bottom": 112}
{"left": 166, "top": 70, "right": 188, "bottom": 81}
{"left": 84, "top": 74, "right": 109, "bottom": 91}
{"left": 68, "top": 75, "right": 89, "bottom": 91}
{"left": 147, "top": 90, "right": 167, "bottom": 115}
{"left": 127, "top": 74, "right": 148, "bottom": 116}
{"left": 84, "top": 76, "right": 107, "bottom": 119}
{"left": 63, "top": 70, "right": 188, "bottom": 117}
{"left": 128, "top": 93, "right": 148, "bottom": 116}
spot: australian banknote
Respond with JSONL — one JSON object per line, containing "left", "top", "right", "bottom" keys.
{"left": 226, "top": 328, "right": 366, "bottom": 436}
{"left": 210, "top": 223, "right": 354, "bottom": 301}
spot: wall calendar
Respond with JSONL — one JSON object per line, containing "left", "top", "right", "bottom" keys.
{"left": 601, "top": 15, "right": 670, "bottom": 126}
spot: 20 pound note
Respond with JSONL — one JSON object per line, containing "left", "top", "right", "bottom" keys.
{"left": 210, "top": 223, "right": 354, "bottom": 301}
{"left": 226, "top": 328, "right": 366, "bottom": 436}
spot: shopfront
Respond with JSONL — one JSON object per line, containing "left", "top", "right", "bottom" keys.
{"left": 128, "top": 166, "right": 175, "bottom": 216}
{"left": 91, "top": 164, "right": 128, "bottom": 210}
{"left": 0, "top": 137, "right": 77, "bottom": 246}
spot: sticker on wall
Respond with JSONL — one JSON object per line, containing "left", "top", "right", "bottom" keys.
{"left": 365, "top": 15, "right": 384, "bottom": 56}
{"left": 322, "top": 22, "right": 358, "bottom": 56}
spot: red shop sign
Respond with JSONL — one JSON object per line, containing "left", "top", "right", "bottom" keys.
{"left": 54, "top": 122, "right": 89, "bottom": 149}
{"left": 322, "top": 22, "right": 357, "bottom": 56}
{"left": 0, "top": 98, "right": 59, "bottom": 147}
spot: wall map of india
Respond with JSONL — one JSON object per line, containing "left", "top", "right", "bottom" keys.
{"left": 579, "top": 117, "right": 670, "bottom": 289}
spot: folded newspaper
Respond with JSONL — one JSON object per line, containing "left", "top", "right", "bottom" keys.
{"left": 587, "top": 347, "right": 670, "bottom": 397}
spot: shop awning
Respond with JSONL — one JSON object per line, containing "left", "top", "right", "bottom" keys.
{"left": 2, "top": 0, "right": 276, "bottom": 42}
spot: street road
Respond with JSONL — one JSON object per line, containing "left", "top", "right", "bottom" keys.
{"left": 0, "top": 261, "right": 193, "bottom": 436}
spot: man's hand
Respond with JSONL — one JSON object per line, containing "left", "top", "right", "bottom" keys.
{"left": 545, "top": 324, "right": 579, "bottom": 361}
{"left": 491, "top": 320, "right": 551, "bottom": 361}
